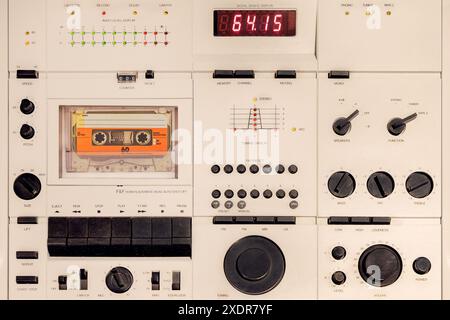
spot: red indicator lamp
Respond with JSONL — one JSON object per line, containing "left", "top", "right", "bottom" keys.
{"left": 214, "top": 10, "right": 297, "bottom": 37}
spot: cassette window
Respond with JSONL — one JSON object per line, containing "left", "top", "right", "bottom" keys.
{"left": 60, "top": 106, "right": 177, "bottom": 179}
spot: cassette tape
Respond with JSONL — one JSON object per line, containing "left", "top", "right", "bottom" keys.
{"left": 73, "top": 111, "right": 170, "bottom": 157}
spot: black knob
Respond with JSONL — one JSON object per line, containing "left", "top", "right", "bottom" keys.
{"left": 358, "top": 245, "right": 402, "bottom": 287}
{"left": 224, "top": 236, "right": 285, "bottom": 295}
{"left": 387, "top": 113, "right": 418, "bottom": 136}
{"left": 413, "top": 257, "right": 432, "bottom": 275}
{"left": 289, "top": 190, "right": 299, "bottom": 199}
{"left": 276, "top": 165, "right": 285, "bottom": 174}
{"left": 224, "top": 189, "right": 234, "bottom": 199}
{"left": 237, "top": 189, "right": 247, "bottom": 199}
{"left": 224, "top": 165, "right": 233, "bottom": 174}
{"left": 211, "top": 165, "right": 221, "bottom": 174}
{"left": 250, "top": 189, "right": 260, "bottom": 199}
{"left": 276, "top": 190, "right": 286, "bottom": 199}
{"left": 105, "top": 267, "right": 133, "bottom": 294}
{"left": 288, "top": 165, "right": 298, "bottom": 174}
{"left": 333, "top": 110, "right": 360, "bottom": 136}
{"left": 332, "top": 246, "right": 347, "bottom": 260}
{"left": 237, "top": 165, "right": 246, "bottom": 174}
{"left": 331, "top": 271, "right": 347, "bottom": 285}
{"left": 263, "top": 165, "right": 272, "bottom": 174}
{"left": 367, "top": 172, "right": 395, "bottom": 199}
{"left": 406, "top": 172, "right": 434, "bottom": 199}
{"left": 20, "top": 124, "right": 35, "bottom": 140}
{"left": 328, "top": 171, "right": 356, "bottom": 198}
{"left": 20, "top": 99, "right": 35, "bottom": 115}
{"left": 13, "top": 173, "right": 41, "bottom": 200}
{"left": 250, "top": 165, "right": 259, "bottom": 174}
{"left": 263, "top": 190, "right": 273, "bottom": 199}
{"left": 212, "top": 190, "right": 221, "bottom": 199}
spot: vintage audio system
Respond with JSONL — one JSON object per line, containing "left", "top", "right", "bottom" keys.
{"left": 1, "top": 0, "right": 448, "bottom": 300}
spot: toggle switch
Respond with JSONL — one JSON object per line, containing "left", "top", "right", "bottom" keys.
{"left": 333, "top": 110, "right": 360, "bottom": 136}
{"left": 172, "top": 271, "right": 181, "bottom": 291}
{"left": 387, "top": 113, "right": 418, "bottom": 136}
{"left": 151, "top": 271, "right": 160, "bottom": 290}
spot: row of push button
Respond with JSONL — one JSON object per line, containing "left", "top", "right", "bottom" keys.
{"left": 212, "top": 189, "right": 299, "bottom": 200}
{"left": 211, "top": 164, "right": 298, "bottom": 175}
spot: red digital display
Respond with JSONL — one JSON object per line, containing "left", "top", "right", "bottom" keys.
{"left": 214, "top": 10, "right": 297, "bottom": 37}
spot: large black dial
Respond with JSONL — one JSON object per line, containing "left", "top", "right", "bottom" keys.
{"left": 358, "top": 245, "right": 402, "bottom": 287}
{"left": 105, "top": 267, "right": 133, "bottom": 294}
{"left": 224, "top": 236, "right": 285, "bottom": 295}
{"left": 328, "top": 171, "right": 356, "bottom": 198}
{"left": 13, "top": 173, "right": 41, "bottom": 200}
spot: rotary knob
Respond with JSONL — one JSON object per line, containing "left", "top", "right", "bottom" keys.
{"left": 224, "top": 236, "right": 285, "bottom": 295}
{"left": 331, "top": 271, "right": 347, "bottom": 285}
{"left": 413, "top": 257, "right": 432, "bottom": 275}
{"left": 20, "top": 99, "right": 35, "bottom": 115}
{"left": 367, "top": 172, "right": 395, "bottom": 199}
{"left": 358, "top": 245, "right": 402, "bottom": 287}
{"left": 13, "top": 173, "right": 42, "bottom": 200}
{"left": 406, "top": 172, "right": 434, "bottom": 199}
{"left": 328, "top": 171, "right": 356, "bottom": 198}
{"left": 105, "top": 267, "right": 133, "bottom": 294}
{"left": 387, "top": 113, "right": 418, "bottom": 136}
{"left": 333, "top": 110, "right": 360, "bottom": 136}
{"left": 20, "top": 124, "right": 35, "bottom": 140}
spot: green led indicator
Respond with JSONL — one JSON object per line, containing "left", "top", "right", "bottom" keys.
{"left": 81, "top": 41, "right": 86, "bottom": 46}
{"left": 113, "top": 41, "right": 117, "bottom": 45}
{"left": 92, "top": 31, "right": 96, "bottom": 35}
{"left": 133, "top": 41, "right": 137, "bottom": 45}
{"left": 102, "top": 31, "right": 106, "bottom": 35}
{"left": 102, "top": 41, "right": 106, "bottom": 46}
{"left": 123, "top": 41, "right": 127, "bottom": 45}
{"left": 81, "top": 31, "right": 86, "bottom": 35}
{"left": 91, "top": 41, "right": 96, "bottom": 46}
{"left": 123, "top": 31, "right": 127, "bottom": 35}
{"left": 134, "top": 31, "right": 138, "bottom": 35}
{"left": 113, "top": 31, "right": 117, "bottom": 35}
{"left": 70, "top": 31, "right": 75, "bottom": 36}
{"left": 70, "top": 41, "right": 75, "bottom": 46}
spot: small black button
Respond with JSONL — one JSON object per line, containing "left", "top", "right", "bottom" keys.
{"left": 18, "top": 216, "right": 38, "bottom": 225}
{"left": 328, "top": 217, "right": 351, "bottom": 225}
{"left": 17, "top": 70, "right": 39, "bottom": 79}
{"left": 16, "top": 251, "right": 39, "bottom": 260}
{"left": 289, "top": 190, "right": 299, "bottom": 199}
{"left": 263, "top": 165, "right": 272, "bottom": 174}
{"left": 276, "top": 165, "right": 285, "bottom": 174}
{"left": 211, "top": 165, "right": 221, "bottom": 174}
{"left": 263, "top": 190, "right": 273, "bottom": 199}
{"left": 234, "top": 70, "right": 255, "bottom": 79}
{"left": 224, "top": 165, "right": 233, "bottom": 174}
{"left": 250, "top": 189, "right": 260, "bottom": 199}
{"left": 237, "top": 189, "right": 247, "bottom": 199}
{"left": 276, "top": 217, "right": 296, "bottom": 224}
{"left": 332, "top": 246, "right": 347, "bottom": 260}
{"left": 328, "top": 71, "right": 350, "bottom": 79}
{"left": 413, "top": 257, "right": 432, "bottom": 275}
{"left": 16, "top": 276, "right": 39, "bottom": 284}
{"left": 276, "top": 190, "right": 286, "bottom": 199}
{"left": 288, "top": 165, "right": 298, "bottom": 174}
{"left": 331, "top": 271, "right": 347, "bottom": 285}
{"left": 256, "top": 217, "right": 276, "bottom": 224}
{"left": 172, "top": 218, "right": 191, "bottom": 238}
{"left": 213, "top": 216, "right": 235, "bottom": 224}
{"left": 224, "top": 189, "right": 234, "bottom": 199}
{"left": 212, "top": 190, "right": 221, "bottom": 199}
{"left": 235, "top": 217, "right": 255, "bottom": 224}
{"left": 371, "top": 217, "right": 392, "bottom": 225}
{"left": 237, "top": 165, "right": 246, "bottom": 174}
{"left": 48, "top": 218, "right": 67, "bottom": 238}
{"left": 275, "top": 70, "right": 297, "bottom": 79}
{"left": 350, "top": 217, "right": 372, "bottom": 225}
{"left": 249, "top": 165, "right": 259, "bottom": 174}
{"left": 213, "top": 70, "right": 234, "bottom": 79}
{"left": 145, "top": 70, "right": 155, "bottom": 79}
{"left": 68, "top": 218, "right": 88, "bottom": 238}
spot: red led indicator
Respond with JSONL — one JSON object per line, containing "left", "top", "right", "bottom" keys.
{"left": 214, "top": 10, "right": 296, "bottom": 37}
{"left": 102, "top": 11, "right": 106, "bottom": 16}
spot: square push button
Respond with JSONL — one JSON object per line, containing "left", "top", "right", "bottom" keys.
{"left": 88, "top": 218, "right": 111, "bottom": 238}
{"left": 48, "top": 218, "right": 68, "bottom": 238}
{"left": 132, "top": 218, "right": 152, "bottom": 239}
{"left": 112, "top": 218, "right": 131, "bottom": 238}
{"left": 68, "top": 218, "right": 88, "bottom": 238}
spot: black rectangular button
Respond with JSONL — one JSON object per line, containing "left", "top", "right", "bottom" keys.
{"left": 18, "top": 216, "right": 38, "bottom": 225}
{"left": 68, "top": 218, "right": 88, "bottom": 238}
{"left": 112, "top": 218, "right": 131, "bottom": 238}
{"left": 256, "top": 217, "right": 276, "bottom": 224}
{"left": 234, "top": 70, "right": 255, "bottom": 79}
{"left": 132, "top": 218, "right": 152, "bottom": 239}
{"left": 276, "top": 217, "right": 296, "bottom": 224}
{"left": 275, "top": 70, "right": 297, "bottom": 79}
{"left": 328, "top": 71, "right": 350, "bottom": 79}
{"left": 145, "top": 70, "right": 155, "bottom": 79}
{"left": 16, "top": 276, "right": 39, "bottom": 284}
{"left": 17, "top": 70, "right": 39, "bottom": 79}
{"left": 371, "top": 217, "right": 392, "bottom": 225}
{"left": 213, "top": 216, "right": 235, "bottom": 224}
{"left": 16, "top": 251, "right": 39, "bottom": 260}
{"left": 48, "top": 218, "right": 67, "bottom": 237}
{"left": 350, "top": 217, "right": 372, "bottom": 225}
{"left": 88, "top": 218, "right": 111, "bottom": 238}
{"left": 152, "top": 218, "right": 172, "bottom": 239}
{"left": 328, "top": 217, "right": 351, "bottom": 225}
{"left": 235, "top": 217, "right": 255, "bottom": 224}
{"left": 213, "top": 70, "right": 234, "bottom": 79}
{"left": 172, "top": 218, "right": 191, "bottom": 238}
{"left": 171, "top": 238, "right": 191, "bottom": 257}
{"left": 67, "top": 238, "right": 88, "bottom": 256}
{"left": 48, "top": 238, "right": 67, "bottom": 256}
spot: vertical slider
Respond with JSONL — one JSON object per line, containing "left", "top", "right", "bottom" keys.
{"left": 172, "top": 271, "right": 181, "bottom": 291}
{"left": 151, "top": 271, "right": 160, "bottom": 290}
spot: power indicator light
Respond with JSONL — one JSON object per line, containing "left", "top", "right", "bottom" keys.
{"left": 81, "top": 41, "right": 86, "bottom": 46}
{"left": 102, "top": 41, "right": 106, "bottom": 46}
{"left": 25, "top": 41, "right": 30, "bottom": 46}
{"left": 102, "top": 11, "right": 106, "bottom": 16}
{"left": 133, "top": 10, "right": 138, "bottom": 16}
{"left": 144, "top": 31, "right": 148, "bottom": 35}
{"left": 163, "top": 11, "right": 169, "bottom": 15}
{"left": 291, "top": 128, "right": 297, "bottom": 133}
{"left": 386, "top": 10, "right": 392, "bottom": 16}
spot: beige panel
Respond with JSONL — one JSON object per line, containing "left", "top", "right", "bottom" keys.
{"left": 0, "top": 0, "right": 8, "bottom": 300}
{"left": 317, "top": 0, "right": 442, "bottom": 72}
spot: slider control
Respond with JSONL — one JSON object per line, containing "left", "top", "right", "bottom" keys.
{"left": 333, "top": 110, "right": 360, "bottom": 136}
{"left": 151, "top": 271, "right": 160, "bottom": 290}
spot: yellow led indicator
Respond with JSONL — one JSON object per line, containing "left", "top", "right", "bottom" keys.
{"left": 70, "top": 41, "right": 75, "bottom": 46}
{"left": 345, "top": 11, "right": 350, "bottom": 16}
{"left": 386, "top": 11, "right": 392, "bottom": 16}
{"left": 112, "top": 41, "right": 117, "bottom": 45}
{"left": 25, "top": 31, "right": 30, "bottom": 35}
{"left": 163, "top": 11, "right": 169, "bottom": 16}
{"left": 123, "top": 41, "right": 127, "bottom": 45}
{"left": 25, "top": 41, "right": 30, "bottom": 46}
{"left": 133, "top": 41, "right": 138, "bottom": 46}
{"left": 291, "top": 128, "right": 297, "bottom": 133}
{"left": 91, "top": 41, "right": 96, "bottom": 46}
{"left": 81, "top": 41, "right": 86, "bottom": 46}
{"left": 102, "top": 41, "right": 106, "bottom": 46}
{"left": 365, "top": 11, "right": 371, "bottom": 16}
{"left": 133, "top": 10, "right": 138, "bottom": 16}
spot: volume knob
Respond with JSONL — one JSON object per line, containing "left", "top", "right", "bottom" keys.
{"left": 13, "top": 173, "right": 42, "bottom": 200}
{"left": 20, "top": 124, "right": 35, "bottom": 140}
{"left": 20, "top": 99, "right": 35, "bottom": 115}
{"left": 328, "top": 171, "right": 356, "bottom": 199}
{"left": 105, "top": 267, "right": 133, "bottom": 294}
